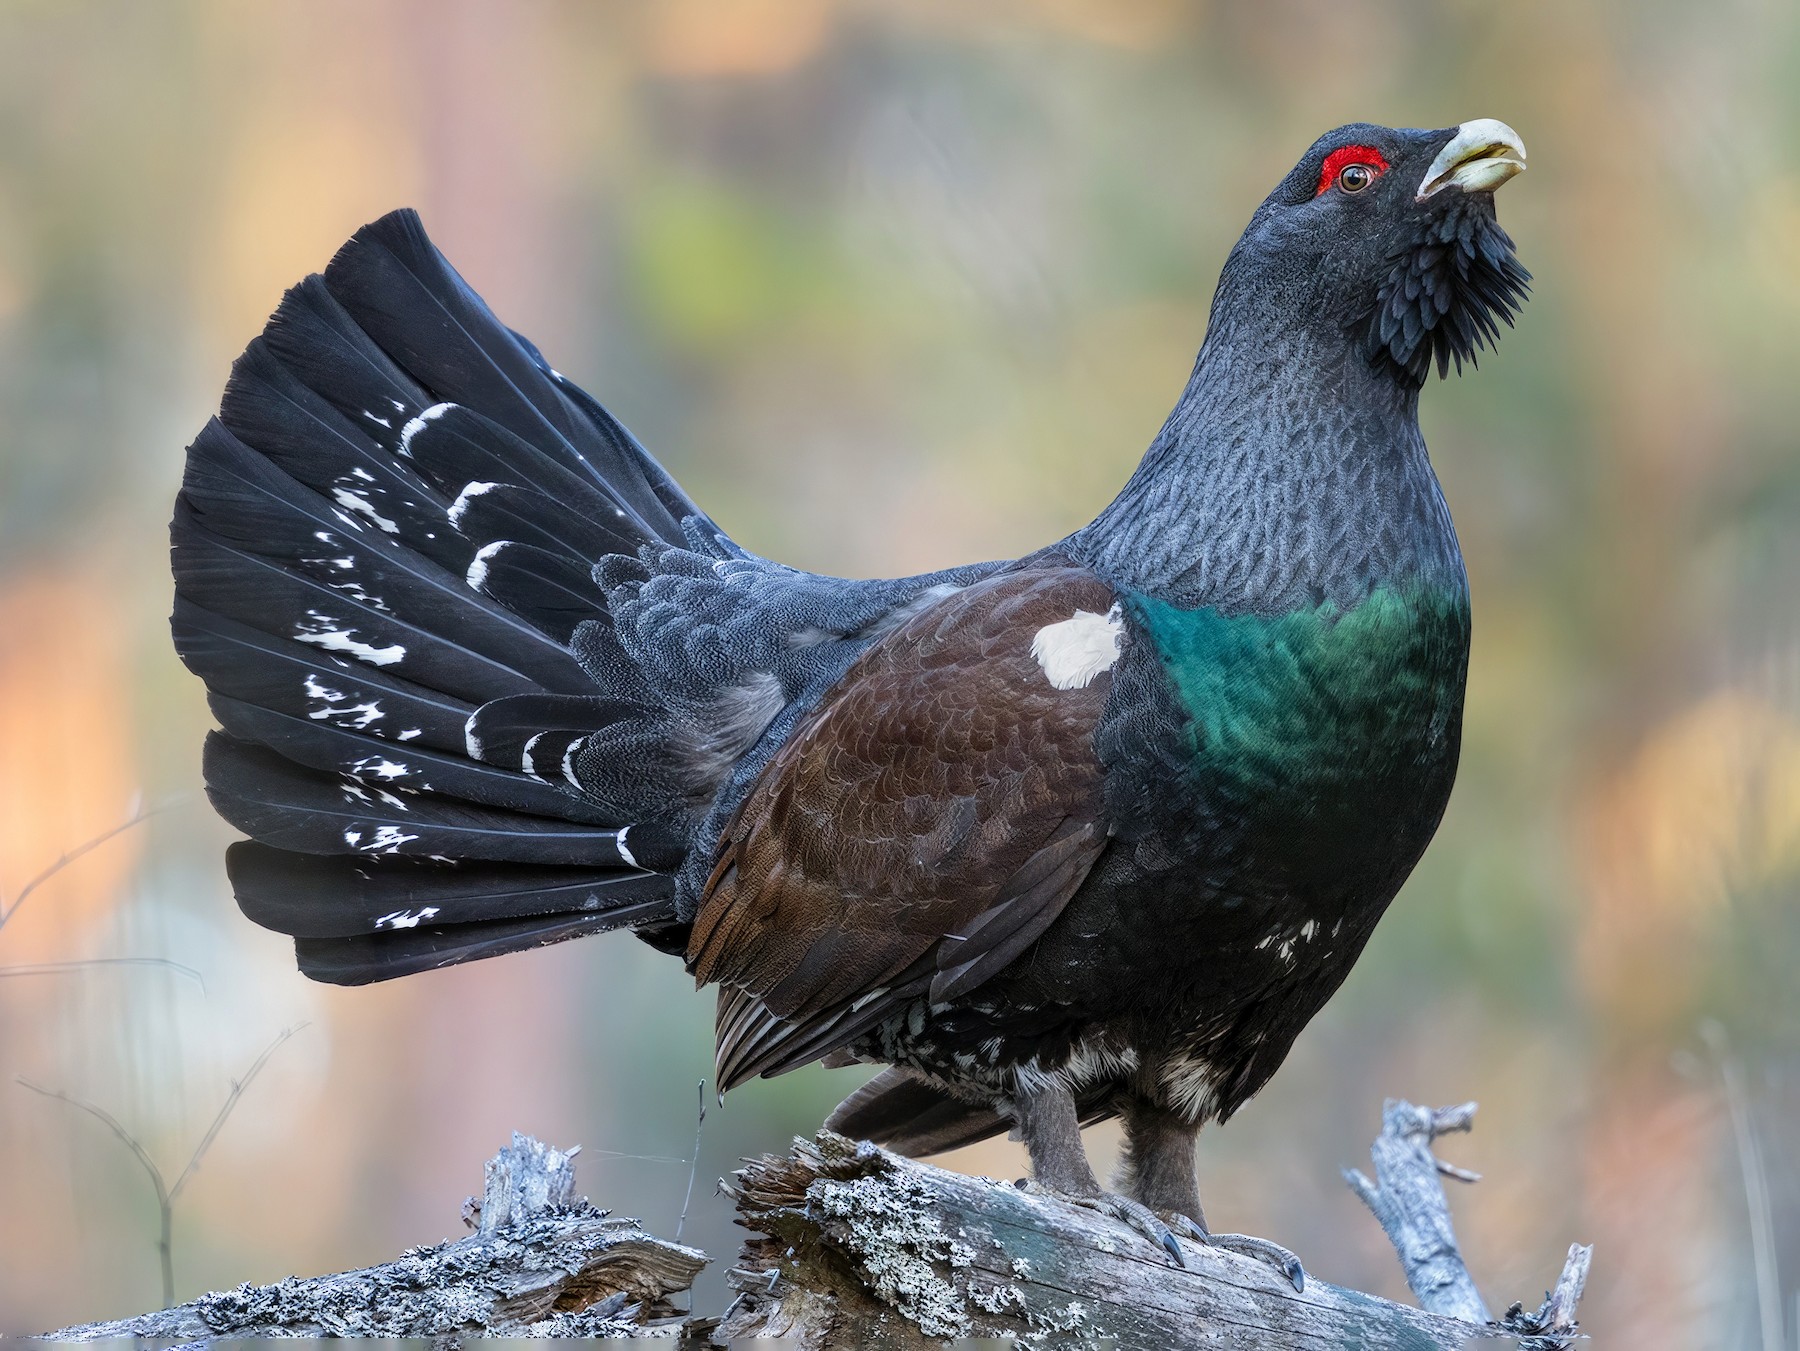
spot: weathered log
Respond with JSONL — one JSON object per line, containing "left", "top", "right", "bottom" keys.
{"left": 41, "top": 1133, "right": 705, "bottom": 1340}
{"left": 37, "top": 1100, "right": 1590, "bottom": 1347}
{"left": 715, "top": 1102, "right": 1592, "bottom": 1349}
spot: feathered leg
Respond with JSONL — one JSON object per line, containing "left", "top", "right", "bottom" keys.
{"left": 1011, "top": 1082, "right": 1187, "bottom": 1267}
{"left": 1117, "top": 1097, "right": 1307, "bottom": 1291}
{"left": 1116, "top": 1100, "right": 1205, "bottom": 1218}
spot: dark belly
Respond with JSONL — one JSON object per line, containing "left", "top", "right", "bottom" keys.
{"left": 861, "top": 582, "right": 1470, "bottom": 1122}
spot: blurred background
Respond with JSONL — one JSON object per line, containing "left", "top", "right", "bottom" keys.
{"left": 1, "top": 0, "right": 1796, "bottom": 1342}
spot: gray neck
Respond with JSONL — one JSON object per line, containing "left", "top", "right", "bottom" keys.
{"left": 1066, "top": 276, "right": 1466, "bottom": 614}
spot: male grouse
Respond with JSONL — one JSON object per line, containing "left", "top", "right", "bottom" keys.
{"left": 170, "top": 119, "right": 1529, "bottom": 1281}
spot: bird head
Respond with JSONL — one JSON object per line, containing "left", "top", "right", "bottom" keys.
{"left": 1221, "top": 119, "right": 1531, "bottom": 387}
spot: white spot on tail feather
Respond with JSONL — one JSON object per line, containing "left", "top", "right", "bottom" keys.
{"left": 331, "top": 487, "right": 399, "bottom": 533}
{"left": 1030, "top": 605, "right": 1122, "bottom": 690}
{"left": 397, "top": 727, "right": 422, "bottom": 741}
{"left": 616, "top": 825, "right": 636, "bottom": 869}
{"left": 465, "top": 540, "right": 507, "bottom": 591}
{"left": 303, "top": 673, "right": 345, "bottom": 711}
{"left": 448, "top": 481, "right": 499, "bottom": 527}
{"left": 376, "top": 906, "right": 440, "bottom": 929}
{"left": 398, "top": 401, "right": 455, "bottom": 457}
{"left": 296, "top": 621, "right": 405, "bottom": 668}
{"left": 350, "top": 756, "right": 409, "bottom": 780}
{"left": 306, "top": 676, "right": 387, "bottom": 730}
{"left": 360, "top": 825, "right": 418, "bottom": 855}
{"left": 326, "top": 578, "right": 390, "bottom": 611}
{"left": 561, "top": 736, "right": 586, "bottom": 789}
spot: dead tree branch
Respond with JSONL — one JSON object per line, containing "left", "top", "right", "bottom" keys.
{"left": 38, "top": 1099, "right": 1590, "bottom": 1347}
{"left": 43, "top": 1133, "right": 706, "bottom": 1340}
{"left": 718, "top": 1101, "right": 1591, "bottom": 1349}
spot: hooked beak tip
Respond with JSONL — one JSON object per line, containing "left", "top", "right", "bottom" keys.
{"left": 1418, "top": 118, "right": 1527, "bottom": 200}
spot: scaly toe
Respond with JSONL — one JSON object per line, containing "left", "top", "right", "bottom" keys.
{"left": 1201, "top": 1230, "right": 1307, "bottom": 1292}
{"left": 1065, "top": 1190, "right": 1187, "bottom": 1268}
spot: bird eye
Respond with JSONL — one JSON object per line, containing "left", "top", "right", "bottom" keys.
{"left": 1337, "top": 163, "right": 1376, "bottom": 193}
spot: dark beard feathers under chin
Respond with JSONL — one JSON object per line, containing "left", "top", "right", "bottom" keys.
{"left": 1361, "top": 200, "right": 1532, "bottom": 386}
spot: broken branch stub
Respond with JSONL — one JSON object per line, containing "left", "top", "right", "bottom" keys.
{"left": 42, "top": 1132, "right": 705, "bottom": 1340}
{"left": 717, "top": 1130, "right": 1536, "bottom": 1349}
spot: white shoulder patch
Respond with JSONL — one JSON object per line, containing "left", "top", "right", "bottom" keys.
{"left": 1030, "top": 605, "right": 1122, "bottom": 690}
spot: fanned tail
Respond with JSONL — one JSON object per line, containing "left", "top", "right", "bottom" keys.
{"left": 172, "top": 209, "right": 712, "bottom": 984}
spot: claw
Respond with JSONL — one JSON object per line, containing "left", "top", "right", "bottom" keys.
{"left": 1160, "top": 1228, "right": 1188, "bottom": 1269}
{"left": 1061, "top": 1189, "right": 1188, "bottom": 1268}
{"left": 1168, "top": 1212, "right": 1304, "bottom": 1290}
{"left": 1168, "top": 1212, "right": 1207, "bottom": 1243}
{"left": 1207, "top": 1231, "right": 1307, "bottom": 1292}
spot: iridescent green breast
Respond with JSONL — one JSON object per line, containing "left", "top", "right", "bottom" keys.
{"left": 1124, "top": 583, "right": 1470, "bottom": 811}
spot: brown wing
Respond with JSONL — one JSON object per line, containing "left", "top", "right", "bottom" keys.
{"left": 687, "top": 566, "right": 1119, "bottom": 1089}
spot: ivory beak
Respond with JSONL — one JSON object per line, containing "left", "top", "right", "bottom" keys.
{"left": 1417, "top": 119, "right": 1527, "bottom": 199}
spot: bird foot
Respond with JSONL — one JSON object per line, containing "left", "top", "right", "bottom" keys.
{"left": 1168, "top": 1212, "right": 1306, "bottom": 1292}
{"left": 1023, "top": 1182, "right": 1190, "bottom": 1268}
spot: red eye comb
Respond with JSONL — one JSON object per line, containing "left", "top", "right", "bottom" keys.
{"left": 1316, "top": 145, "right": 1389, "bottom": 196}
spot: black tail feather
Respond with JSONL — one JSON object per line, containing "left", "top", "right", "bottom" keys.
{"left": 229, "top": 841, "right": 673, "bottom": 940}
{"left": 203, "top": 733, "right": 676, "bottom": 868}
{"left": 207, "top": 694, "right": 613, "bottom": 825}
{"left": 824, "top": 1069, "right": 1012, "bottom": 1157}
{"left": 465, "top": 541, "right": 609, "bottom": 643}
{"left": 295, "top": 911, "right": 667, "bottom": 986}
{"left": 174, "top": 208, "right": 734, "bottom": 985}
{"left": 320, "top": 210, "right": 700, "bottom": 545}
{"left": 173, "top": 597, "right": 474, "bottom": 754}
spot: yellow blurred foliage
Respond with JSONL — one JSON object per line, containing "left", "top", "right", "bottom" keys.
{"left": 646, "top": 0, "right": 839, "bottom": 77}
{"left": 202, "top": 111, "right": 423, "bottom": 351}
{"left": 1579, "top": 688, "right": 1800, "bottom": 1025}
{"left": 1748, "top": 177, "right": 1800, "bottom": 309}
{"left": 1026, "top": 0, "right": 1191, "bottom": 48}
{"left": 0, "top": 574, "right": 139, "bottom": 961}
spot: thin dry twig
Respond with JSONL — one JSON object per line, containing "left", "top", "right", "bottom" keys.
{"left": 676, "top": 1079, "right": 706, "bottom": 1246}
{"left": 15, "top": 1077, "right": 177, "bottom": 1302}
{"left": 17, "top": 1022, "right": 308, "bottom": 1307}
{"left": 169, "top": 1023, "right": 305, "bottom": 1206}
{"left": 0, "top": 802, "right": 164, "bottom": 935}
{"left": 0, "top": 957, "right": 203, "bottom": 986}
{"left": 1500, "top": 1243, "right": 1595, "bottom": 1350}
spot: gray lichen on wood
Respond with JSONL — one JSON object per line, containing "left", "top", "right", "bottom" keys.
{"left": 717, "top": 1100, "right": 1590, "bottom": 1349}
{"left": 1346, "top": 1099, "right": 1593, "bottom": 1349}
{"left": 717, "top": 1137, "right": 1505, "bottom": 1346}
{"left": 41, "top": 1131, "right": 704, "bottom": 1341}
{"left": 1345, "top": 1098, "right": 1495, "bottom": 1323}
{"left": 37, "top": 1101, "right": 1591, "bottom": 1348}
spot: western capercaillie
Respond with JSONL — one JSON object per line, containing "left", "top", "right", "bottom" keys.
{"left": 170, "top": 119, "right": 1529, "bottom": 1284}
